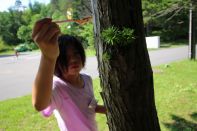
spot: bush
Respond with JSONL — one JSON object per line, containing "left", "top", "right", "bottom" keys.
{"left": 0, "top": 39, "right": 6, "bottom": 51}
{"left": 14, "top": 43, "right": 32, "bottom": 52}
{"left": 27, "top": 42, "right": 38, "bottom": 50}
{"left": 79, "top": 22, "right": 95, "bottom": 49}
{"left": 0, "top": 37, "right": 12, "bottom": 52}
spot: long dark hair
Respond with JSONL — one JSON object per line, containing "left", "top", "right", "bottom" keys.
{"left": 54, "top": 34, "right": 86, "bottom": 78}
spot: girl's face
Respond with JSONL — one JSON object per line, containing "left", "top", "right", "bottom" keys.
{"left": 64, "top": 45, "right": 83, "bottom": 76}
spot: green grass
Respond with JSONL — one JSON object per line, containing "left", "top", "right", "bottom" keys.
{"left": 0, "top": 45, "right": 14, "bottom": 55}
{"left": 0, "top": 95, "right": 58, "bottom": 130}
{"left": 85, "top": 48, "right": 96, "bottom": 57}
{"left": 0, "top": 50, "right": 15, "bottom": 55}
{"left": 0, "top": 60, "right": 196, "bottom": 130}
{"left": 153, "top": 60, "right": 197, "bottom": 131}
{"left": 148, "top": 39, "right": 187, "bottom": 51}
{"left": 160, "top": 39, "right": 187, "bottom": 49}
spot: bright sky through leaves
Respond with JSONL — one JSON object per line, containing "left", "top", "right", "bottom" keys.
{"left": 0, "top": 0, "right": 50, "bottom": 11}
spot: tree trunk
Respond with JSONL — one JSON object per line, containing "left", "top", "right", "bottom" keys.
{"left": 90, "top": 0, "right": 160, "bottom": 130}
{"left": 189, "top": 2, "right": 196, "bottom": 60}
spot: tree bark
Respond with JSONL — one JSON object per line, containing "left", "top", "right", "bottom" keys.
{"left": 189, "top": 2, "right": 196, "bottom": 60}
{"left": 90, "top": 0, "right": 160, "bottom": 130}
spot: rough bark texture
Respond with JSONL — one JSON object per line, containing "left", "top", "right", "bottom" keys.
{"left": 90, "top": 0, "right": 160, "bottom": 131}
{"left": 189, "top": 2, "right": 196, "bottom": 59}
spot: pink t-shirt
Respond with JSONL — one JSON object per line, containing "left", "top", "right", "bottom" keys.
{"left": 41, "top": 74, "right": 98, "bottom": 131}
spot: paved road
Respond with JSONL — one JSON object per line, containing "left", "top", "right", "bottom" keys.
{"left": 0, "top": 46, "right": 195, "bottom": 101}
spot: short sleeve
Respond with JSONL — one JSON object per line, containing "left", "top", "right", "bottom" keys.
{"left": 41, "top": 91, "right": 57, "bottom": 117}
{"left": 41, "top": 78, "right": 63, "bottom": 117}
{"left": 84, "top": 75, "right": 98, "bottom": 108}
{"left": 86, "top": 75, "right": 94, "bottom": 93}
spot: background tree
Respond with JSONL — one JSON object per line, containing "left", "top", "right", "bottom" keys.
{"left": 142, "top": 0, "right": 162, "bottom": 36}
{"left": 189, "top": 0, "right": 197, "bottom": 60}
{"left": 91, "top": 0, "right": 160, "bottom": 130}
{"left": 0, "top": 2, "right": 52, "bottom": 46}
{"left": 0, "top": 0, "right": 94, "bottom": 51}
{"left": 142, "top": 0, "right": 190, "bottom": 41}
{"left": 0, "top": 9, "right": 24, "bottom": 45}
{"left": 17, "top": 2, "right": 52, "bottom": 45}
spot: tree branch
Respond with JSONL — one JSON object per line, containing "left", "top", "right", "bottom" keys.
{"left": 165, "top": 6, "right": 184, "bottom": 22}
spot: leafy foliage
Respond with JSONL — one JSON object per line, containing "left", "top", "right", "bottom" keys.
{"left": 102, "top": 26, "right": 120, "bottom": 45}
{"left": 101, "top": 26, "right": 135, "bottom": 46}
{"left": 78, "top": 22, "right": 94, "bottom": 49}
{"left": 14, "top": 43, "right": 32, "bottom": 52}
{"left": 0, "top": 10, "right": 24, "bottom": 45}
{"left": 0, "top": 37, "right": 12, "bottom": 52}
{"left": 142, "top": 0, "right": 190, "bottom": 41}
{"left": 0, "top": 0, "right": 192, "bottom": 51}
{"left": 121, "top": 28, "right": 135, "bottom": 44}
{"left": 17, "top": 25, "right": 32, "bottom": 42}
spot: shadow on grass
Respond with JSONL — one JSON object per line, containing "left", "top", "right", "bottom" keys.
{"left": 164, "top": 113, "right": 197, "bottom": 131}
{"left": 190, "top": 113, "right": 197, "bottom": 121}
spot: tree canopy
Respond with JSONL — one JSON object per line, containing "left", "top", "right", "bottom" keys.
{"left": 0, "top": 0, "right": 191, "bottom": 47}
{"left": 142, "top": 0, "right": 190, "bottom": 40}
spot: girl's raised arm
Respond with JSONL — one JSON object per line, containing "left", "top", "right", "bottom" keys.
{"left": 32, "top": 18, "right": 61, "bottom": 111}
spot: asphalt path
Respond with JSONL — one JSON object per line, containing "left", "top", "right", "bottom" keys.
{"left": 0, "top": 46, "right": 195, "bottom": 101}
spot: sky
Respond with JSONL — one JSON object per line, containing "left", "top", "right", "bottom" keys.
{"left": 0, "top": 0, "right": 50, "bottom": 11}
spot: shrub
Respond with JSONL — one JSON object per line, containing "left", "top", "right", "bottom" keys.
{"left": 27, "top": 42, "right": 38, "bottom": 50}
{"left": 0, "top": 37, "right": 11, "bottom": 52}
{"left": 79, "top": 22, "right": 95, "bottom": 49}
{"left": 14, "top": 43, "right": 32, "bottom": 52}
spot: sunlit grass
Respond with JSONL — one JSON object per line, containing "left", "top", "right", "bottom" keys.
{"left": 0, "top": 78, "right": 107, "bottom": 131}
{"left": 160, "top": 39, "right": 187, "bottom": 49}
{"left": 85, "top": 48, "right": 96, "bottom": 57}
{"left": 0, "top": 60, "right": 196, "bottom": 130}
{"left": 153, "top": 60, "right": 197, "bottom": 131}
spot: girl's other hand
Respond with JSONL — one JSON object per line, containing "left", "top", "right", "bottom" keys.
{"left": 32, "top": 18, "right": 61, "bottom": 61}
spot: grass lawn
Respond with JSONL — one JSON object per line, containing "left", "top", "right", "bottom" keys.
{"left": 160, "top": 39, "right": 187, "bottom": 48}
{"left": 0, "top": 60, "right": 196, "bottom": 130}
{"left": 148, "top": 40, "right": 188, "bottom": 51}
{"left": 0, "top": 47, "right": 15, "bottom": 55}
{"left": 154, "top": 60, "right": 197, "bottom": 131}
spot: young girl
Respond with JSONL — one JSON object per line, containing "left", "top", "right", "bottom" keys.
{"left": 32, "top": 18, "right": 106, "bottom": 131}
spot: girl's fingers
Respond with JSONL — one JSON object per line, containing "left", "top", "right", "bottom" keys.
{"left": 46, "top": 29, "right": 61, "bottom": 44}
{"left": 49, "top": 31, "right": 61, "bottom": 44}
{"left": 45, "top": 23, "right": 61, "bottom": 42}
{"left": 33, "top": 22, "right": 60, "bottom": 44}
{"left": 33, "top": 22, "right": 51, "bottom": 43}
{"left": 32, "top": 18, "right": 52, "bottom": 39}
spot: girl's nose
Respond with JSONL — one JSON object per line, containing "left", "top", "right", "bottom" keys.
{"left": 69, "top": 54, "right": 81, "bottom": 62}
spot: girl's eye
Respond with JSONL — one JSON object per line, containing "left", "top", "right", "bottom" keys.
{"left": 75, "top": 54, "right": 81, "bottom": 59}
{"left": 67, "top": 53, "right": 80, "bottom": 60}
{"left": 74, "top": 52, "right": 80, "bottom": 56}
{"left": 74, "top": 50, "right": 79, "bottom": 54}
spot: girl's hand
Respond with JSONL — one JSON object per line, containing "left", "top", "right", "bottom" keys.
{"left": 32, "top": 18, "right": 61, "bottom": 61}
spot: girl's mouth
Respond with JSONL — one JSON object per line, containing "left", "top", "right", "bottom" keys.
{"left": 71, "top": 65, "right": 79, "bottom": 69}
{"left": 69, "top": 62, "right": 80, "bottom": 69}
